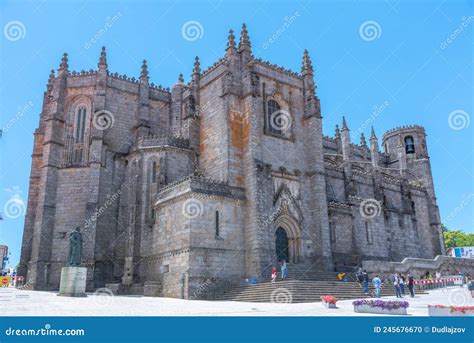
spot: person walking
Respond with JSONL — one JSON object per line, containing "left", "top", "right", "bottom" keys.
{"left": 281, "top": 259, "right": 288, "bottom": 279}
{"left": 271, "top": 267, "right": 277, "bottom": 283}
{"left": 362, "top": 270, "right": 369, "bottom": 295}
{"left": 372, "top": 275, "right": 382, "bottom": 298}
{"left": 356, "top": 268, "right": 364, "bottom": 289}
{"left": 393, "top": 273, "right": 402, "bottom": 298}
{"left": 407, "top": 273, "right": 415, "bottom": 298}
{"left": 399, "top": 274, "right": 406, "bottom": 296}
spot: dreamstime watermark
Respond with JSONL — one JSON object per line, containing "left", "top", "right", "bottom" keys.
{"left": 359, "top": 198, "right": 382, "bottom": 219}
{"left": 445, "top": 193, "right": 474, "bottom": 223}
{"left": 83, "top": 12, "right": 123, "bottom": 50}
{"left": 448, "top": 288, "right": 470, "bottom": 307}
{"left": 84, "top": 190, "right": 121, "bottom": 228}
{"left": 351, "top": 100, "right": 389, "bottom": 140}
{"left": 5, "top": 324, "right": 85, "bottom": 337}
{"left": 181, "top": 21, "right": 204, "bottom": 42}
{"left": 262, "top": 11, "right": 300, "bottom": 49}
{"left": 440, "top": 16, "right": 474, "bottom": 50}
{"left": 2, "top": 101, "right": 33, "bottom": 134}
{"left": 92, "top": 287, "right": 115, "bottom": 306}
{"left": 448, "top": 109, "right": 470, "bottom": 131}
{"left": 182, "top": 198, "right": 204, "bottom": 219}
{"left": 270, "top": 287, "right": 293, "bottom": 303}
{"left": 359, "top": 20, "right": 382, "bottom": 41}
{"left": 3, "top": 186, "right": 26, "bottom": 219}
{"left": 188, "top": 278, "right": 212, "bottom": 300}
{"left": 3, "top": 20, "right": 26, "bottom": 41}
{"left": 92, "top": 110, "right": 115, "bottom": 130}
{"left": 172, "top": 101, "right": 211, "bottom": 139}
{"left": 269, "top": 109, "right": 292, "bottom": 132}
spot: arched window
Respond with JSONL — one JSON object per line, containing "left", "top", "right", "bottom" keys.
{"left": 74, "top": 107, "right": 87, "bottom": 143}
{"left": 267, "top": 99, "right": 282, "bottom": 135}
{"left": 404, "top": 136, "right": 415, "bottom": 154}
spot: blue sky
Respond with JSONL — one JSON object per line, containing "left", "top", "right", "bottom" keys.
{"left": 0, "top": 0, "right": 472, "bottom": 268}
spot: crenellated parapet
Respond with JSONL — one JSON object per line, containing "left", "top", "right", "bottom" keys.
{"left": 382, "top": 124, "right": 425, "bottom": 140}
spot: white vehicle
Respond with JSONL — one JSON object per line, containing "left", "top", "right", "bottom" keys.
{"left": 448, "top": 246, "right": 474, "bottom": 259}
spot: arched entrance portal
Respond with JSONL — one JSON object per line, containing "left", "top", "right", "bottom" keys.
{"left": 274, "top": 215, "right": 301, "bottom": 264}
{"left": 275, "top": 227, "right": 289, "bottom": 262}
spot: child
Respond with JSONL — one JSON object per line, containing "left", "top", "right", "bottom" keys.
{"left": 271, "top": 267, "right": 277, "bottom": 283}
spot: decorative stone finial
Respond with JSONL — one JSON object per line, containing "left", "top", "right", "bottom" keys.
{"left": 335, "top": 124, "right": 341, "bottom": 138}
{"left": 178, "top": 73, "right": 184, "bottom": 84}
{"left": 193, "top": 56, "right": 201, "bottom": 75}
{"left": 238, "top": 23, "right": 251, "bottom": 53}
{"left": 59, "top": 53, "right": 69, "bottom": 71}
{"left": 140, "top": 60, "right": 149, "bottom": 81}
{"left": 226, "top": 29, "right": 236, "bottom": 52}
{"left": 302, "top": 49, "right": 313, "bottom": 76}
{"left": 360, "top": 133, "right": 367, "bottom": 146}
{"left": 98, "top": 46, "right": 107, "bottom": 69}
{"left": 48, "top": 69, "right": 55, "bottom": 84}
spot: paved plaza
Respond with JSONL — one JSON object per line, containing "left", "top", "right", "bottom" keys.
{"left": 0, "top": 286, "right": 472, "bottom": 316}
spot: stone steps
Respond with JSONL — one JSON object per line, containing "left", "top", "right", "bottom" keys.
{"left": 215, "top": 279, "right": 423, "bottom": 303}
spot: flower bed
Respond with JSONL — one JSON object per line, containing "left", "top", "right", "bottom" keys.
{"left": 428, "top": 305, "right": 474, "bottom": 317}
{"left": 352, "top": 300, "right": 409, "bottom": 315}
{"left": 321, "top": 295, "right": 337, "bottom": 308}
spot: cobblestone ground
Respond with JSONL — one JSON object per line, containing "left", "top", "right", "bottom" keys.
{"left": 0, "top": 287, "right": 472, "bottom": 316}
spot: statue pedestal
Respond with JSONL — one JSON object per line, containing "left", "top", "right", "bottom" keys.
{"left": 58, "top": 266, "right": 87, "bottom": 297}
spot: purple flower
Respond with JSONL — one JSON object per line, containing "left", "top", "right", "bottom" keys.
{"left": 352, "top": 299, "right": 409, "bottom": 310}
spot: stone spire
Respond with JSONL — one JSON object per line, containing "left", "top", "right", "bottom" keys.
{"left": 341, "top": 116, "right": 351, "bottom": 165}
{"left": 226, "top": 29, "right": 236, "bottom": 52}
{"left": 238, "top": 23, "right": 251, "bottom": 53}
{"left": 335, "top": 124, "right": 341, "bottom": 139}
{"left": 98, "top": 46, "right": 107, "bottom": 70}
{"left": 140, "top": 60, "right": 149, "bottom": 82}
{"left": 342, "top": 116, "right": 349, "bottom": 131}
{"left": 59, "top": 52, "right": 68, "bottom": 72}
{"left": 192, "top": 56, "right": 200, "bottom": 81}
{"left": 369, "top": 126, "right": 379, "bottom": 168}
{"left": 301, "top": 49, "right": 313, "bottom": 76}
{"left": 360, "top": 133, "right": 367, "bottom": 147}
{"left": 370, "top": 126, "right": 377, "bottom": 140}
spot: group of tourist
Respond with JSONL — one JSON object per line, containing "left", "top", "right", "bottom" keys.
{"left": 355, "top": 268, "right": 415, "bottom": 298}
{"left": 269, "top": 262, "right": 467, "bottom": 301}
{"left": 390, "top": 273, "right": 415, "bottom": 298}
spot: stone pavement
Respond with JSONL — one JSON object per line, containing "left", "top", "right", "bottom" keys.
{"left": 0, "top": 286, "right": 471, "bottom": 316}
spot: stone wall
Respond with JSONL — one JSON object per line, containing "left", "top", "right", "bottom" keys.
{"left": 362, "top": 256, "right": 474, "bottom": 280}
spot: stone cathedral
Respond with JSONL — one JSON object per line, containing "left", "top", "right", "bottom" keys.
{"left": 19, "top": 25, "right": 445, "bottom": 299}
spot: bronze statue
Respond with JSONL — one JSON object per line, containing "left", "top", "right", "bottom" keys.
{"left": 68, "top": 227, "right": 82, "bottom": 266}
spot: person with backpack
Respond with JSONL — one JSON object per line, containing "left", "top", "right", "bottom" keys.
{"left": 362, "top": 270, "right": 369, "bottom": 295}
{"left": 393, "top": 273, "right": 402, "bottom": 298}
